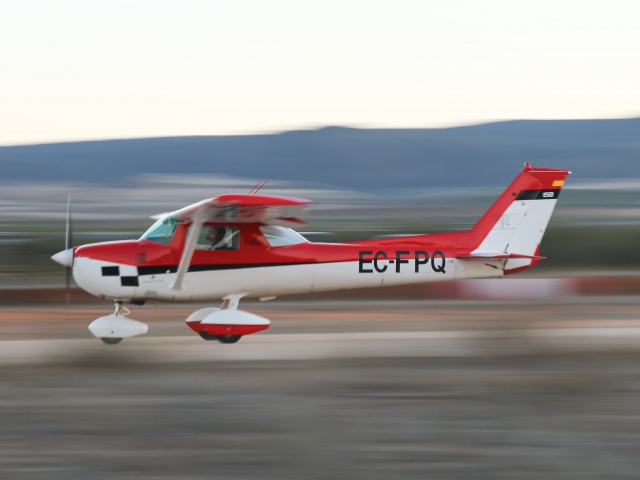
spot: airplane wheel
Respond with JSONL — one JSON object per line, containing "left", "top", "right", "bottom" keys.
{"left": 218, "top": 335, "right": 242, "bottom": 344}
{"left": 198, "top": 332, "right": 218, "bottom": 341}
{"left": 101, "top": 337, "right": 123, "bottom": 345}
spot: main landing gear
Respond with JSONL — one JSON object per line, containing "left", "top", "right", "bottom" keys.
{"left": 199, "top": 332, "right": 242, "bottom": 343}
{"left": 185, "top": 294, "right": 271, "bottom": 343}
{"left": 198, "top": 331, "right": 219, "bottom": 341}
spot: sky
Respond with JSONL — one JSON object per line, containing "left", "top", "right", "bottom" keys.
{"left": 1, "top": 0, "right": 639, "bottom": 145}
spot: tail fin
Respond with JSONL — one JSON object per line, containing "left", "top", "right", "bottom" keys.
{"left": 467, "top": 163, "right": 570, "bottom": 273}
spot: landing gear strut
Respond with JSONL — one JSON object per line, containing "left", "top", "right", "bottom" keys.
{"left": 114, "top": 301, "right": 129, "bottom": 317}
{"left": 99, "top": 302, "right": 128, "bottom": 345}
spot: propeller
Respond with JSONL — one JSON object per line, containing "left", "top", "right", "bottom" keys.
{"left": 51, "top": 195, "right": 76, "bottom": 301}
{"left": 64, "top": 195, "right": 73, "bottom": 305}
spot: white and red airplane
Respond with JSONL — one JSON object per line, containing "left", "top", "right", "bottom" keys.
{"left": 52, "top": 163, "right": 569, "bottom": 344}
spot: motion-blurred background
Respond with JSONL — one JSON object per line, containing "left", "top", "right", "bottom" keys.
{"left": 2, "top": 1, "right": 640, "bottom": 478}
{"left": 2, "top": 120, "right": 640, "bottom": 290}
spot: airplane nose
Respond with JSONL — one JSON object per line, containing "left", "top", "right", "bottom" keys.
{"left": 51, "top": 248, "right": 74, "bottom": 268}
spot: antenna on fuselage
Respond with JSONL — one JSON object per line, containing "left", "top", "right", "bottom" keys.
{"left": 249, "top": 179, "right": 268, "bottom": 194}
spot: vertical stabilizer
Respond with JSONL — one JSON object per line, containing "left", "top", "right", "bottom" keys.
{"left": 469, "top": 163, "right": 570, "bottom": 273}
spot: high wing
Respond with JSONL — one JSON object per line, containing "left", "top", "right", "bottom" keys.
{"left": 156, "top": 194, "right": 310, "bottom": 229}
{"left": 159, "top": 194, "right": 310, "bottom": 292}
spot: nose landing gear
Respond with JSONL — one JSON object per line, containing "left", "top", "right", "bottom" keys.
{"left": 88, "top": 301, "right": 149, "bottom": 345}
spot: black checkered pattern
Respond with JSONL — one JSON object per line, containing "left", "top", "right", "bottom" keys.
{"left": 101, "top": 266, "right": 139, "bottom": 287}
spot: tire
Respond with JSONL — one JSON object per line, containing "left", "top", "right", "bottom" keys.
{"left": 198, "top": 332, "right": 219, "bottom": 341}
{"left": 217, "top": 335, "right": 242, "bottom": 344}
{"left": 101, "top": 337, "right": 123, "bottom": 345}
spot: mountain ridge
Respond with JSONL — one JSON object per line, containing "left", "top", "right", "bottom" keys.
{"left": 1, "top": 118, "right": 639, "bottom": 190}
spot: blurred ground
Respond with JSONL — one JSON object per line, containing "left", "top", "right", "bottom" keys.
{"left": 0, "top": 298, "right": 640, "bottom": 478}
{"left": 3, "top": 354, "right": 640, "bottom": 479}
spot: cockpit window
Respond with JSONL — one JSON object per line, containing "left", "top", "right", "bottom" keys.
{"left": 140, "top": 216, "right": 179, "bottom": 245}
{"left": 195, "top": 225, "right": 239, "bottom": 251}
{"left": 260, "top": 226, "right": 308, "bottom": 247}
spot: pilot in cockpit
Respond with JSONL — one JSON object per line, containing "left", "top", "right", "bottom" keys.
{"left": 207, "top": 226, "right": 227, "bottom": 250}
{"left": 197, "top": 225, "right": 239, "bottom": 251}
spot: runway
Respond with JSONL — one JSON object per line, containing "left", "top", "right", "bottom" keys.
{"left": 3, "top": 327, "right": 640, "bottom": 366}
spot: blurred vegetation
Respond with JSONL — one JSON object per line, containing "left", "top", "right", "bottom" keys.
{"left": 2, "top": 181, "right": 640, "bottom": 280}
{"left": 0, "top": 221, "right": 145, "bottom": 277}
{"left": 3, "top": 220, "right": 640, "bottom": 279}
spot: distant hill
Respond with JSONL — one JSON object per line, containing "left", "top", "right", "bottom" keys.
{"left": 1, "top": 118, "right": 639, "bottom": 190}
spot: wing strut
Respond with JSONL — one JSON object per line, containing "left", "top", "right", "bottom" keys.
{"left": 170, "top": 215, "right": 205, "bottom": 291}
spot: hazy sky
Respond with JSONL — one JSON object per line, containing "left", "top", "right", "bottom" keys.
{"left": 1, "top": 0, "right": 639, "bottom": 145}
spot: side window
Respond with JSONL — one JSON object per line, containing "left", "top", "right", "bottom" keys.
{"left": 259, "top": 226, "right": 308, "bottom": 247}
{"left": 195, "top": 226, "right": 240, "bottom": 251}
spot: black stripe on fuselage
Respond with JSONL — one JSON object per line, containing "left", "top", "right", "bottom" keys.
{"left": 516, "top": 189, "right": 561, "bottom": 200}
{"left": 137, "top": 265, "right": 178, "bottom": 276}
{"left": 137, "top": 261, "right": 325, "bottom": 276}
{"left": 187, "top": 262, "right": 319, "bottom": 272}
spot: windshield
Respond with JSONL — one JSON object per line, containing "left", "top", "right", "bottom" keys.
{"left": 260, "top": 226, "right": 308, "bottom": 247}
{"left": 140, "top": 216, "right": 179, "bottom": 245}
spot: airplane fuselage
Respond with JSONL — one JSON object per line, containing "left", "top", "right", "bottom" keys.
{"left": 72, "top": 225, "right": 504, "bottom": 303}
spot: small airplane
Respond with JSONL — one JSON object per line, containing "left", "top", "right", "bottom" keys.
{"left": 52, "top": 163, "right": 569, "bottom": 344}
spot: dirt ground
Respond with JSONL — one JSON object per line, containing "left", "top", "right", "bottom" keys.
{"left": 1, "top": 354, "right": 640, "bottom": 479}
{"left": 0, "top": 298, "right": 640, "bottom": 478}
